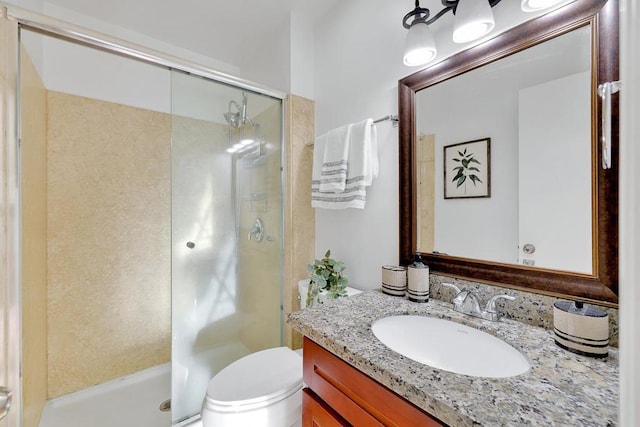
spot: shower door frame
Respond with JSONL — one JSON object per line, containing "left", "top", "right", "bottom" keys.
{"left": 0, "top": 3, "right": 286, "bottom": 426}
{"left": 1, "top": 6, "right": 20, "bottom": 427}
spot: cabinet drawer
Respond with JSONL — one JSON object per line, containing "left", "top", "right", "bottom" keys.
{"left": 303, "top": 388, "right": 350, "bottom": 427}
{"left": 303, "top": 337, "right": 445, "bottom": 427}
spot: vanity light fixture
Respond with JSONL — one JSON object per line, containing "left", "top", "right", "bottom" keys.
{"left": 402, "top": 0, "right": 503, "bottom": 67}
{"left": 521, "top": 0, "right": 566, "bottom": 12}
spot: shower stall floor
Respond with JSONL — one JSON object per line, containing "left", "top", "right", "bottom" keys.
{"left": 39, "top": 363, "right": 171, "bottom": 427}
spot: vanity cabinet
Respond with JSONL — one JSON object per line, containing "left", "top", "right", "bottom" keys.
{"left": 302, "top": 337, "right": 445, "bottom": 426}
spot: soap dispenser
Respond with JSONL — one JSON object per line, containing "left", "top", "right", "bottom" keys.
{"left": 407, "top": 254, "right": 429, "bottom": 303}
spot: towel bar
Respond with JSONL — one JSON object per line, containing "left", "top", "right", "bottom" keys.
{"left": 307, "top": 115, "right": 398, "bottom": 146}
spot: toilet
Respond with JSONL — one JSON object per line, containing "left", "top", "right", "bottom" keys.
{"left": 200, "top": 281, "right": 361, "bottom": 427}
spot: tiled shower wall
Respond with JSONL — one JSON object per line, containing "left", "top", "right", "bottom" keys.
{"left": 283, "top": 95, "right": 316, "bottom": 349}
{"left": 46, "top": 91, "right": 172, "bottom": 397}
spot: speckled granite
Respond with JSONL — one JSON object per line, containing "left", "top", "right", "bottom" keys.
{"left": 287, "top": 290, "right": 618, "bottom": 426}
{"left": 430, "top": 274, "right": 619, "bottom": 347}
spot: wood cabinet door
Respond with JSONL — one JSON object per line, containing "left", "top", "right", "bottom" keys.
{"left": 303, "top": 388, "right": 350, "bottom": 427}
{"left": 303, "top": 337, "right": 446, "bottom": 427}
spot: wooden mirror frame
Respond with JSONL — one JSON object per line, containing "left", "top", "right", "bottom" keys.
{"left": 398, "top": 0, "right": 619, "bottom": 306}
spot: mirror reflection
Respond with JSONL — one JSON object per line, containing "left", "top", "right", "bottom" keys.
{"left": 415, "top": 24, "right": 593, "bottom": 274}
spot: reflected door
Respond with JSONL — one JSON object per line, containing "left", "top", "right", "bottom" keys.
{"left": 518, "top": 71, "right": 592, "bottom": 273}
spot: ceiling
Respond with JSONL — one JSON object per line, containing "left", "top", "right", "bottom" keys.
{"left": 39, "top": 0, "right": 342, "bottom": 68}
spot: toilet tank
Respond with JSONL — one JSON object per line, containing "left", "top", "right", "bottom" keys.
{"left": 298, "top": 279, "right": 362, "bottom": 309}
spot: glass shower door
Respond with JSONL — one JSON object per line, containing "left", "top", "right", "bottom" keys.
{"left": 0, "top": 10, "right": 19, "bottom": 427}
{"left": 170, "top": 71, "right": 284, "bottom": 423}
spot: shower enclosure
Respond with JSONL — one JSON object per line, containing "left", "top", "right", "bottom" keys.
{"left": 0, "top": 4, "right": 284, "bottom": 426}
{"left": 171, "top": 72, "right": 283, "bottom": 422}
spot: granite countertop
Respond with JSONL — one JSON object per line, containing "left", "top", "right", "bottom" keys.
{"left": 287, "top": 290, "right": 618, "bottom": 426}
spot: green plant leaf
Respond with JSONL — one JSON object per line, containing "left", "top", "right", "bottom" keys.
{"left": 470, "top": 158, "right": 481, "bottom": 164}
{"left": 324, "top": 249, "right": 331, "bottom": 258}
{"left": 469, "top": 175, "right": 483, "bottom": 185}
{"left": 456, "top": 175, "right": 466, "bottom": 187}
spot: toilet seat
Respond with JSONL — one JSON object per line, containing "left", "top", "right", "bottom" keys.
{"left": 203, "top": 347, "right": 303, "bottom": 413}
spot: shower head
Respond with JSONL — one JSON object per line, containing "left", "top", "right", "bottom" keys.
{"left": 224, "top": 111, "right": 241, "bottom": 128}
{"left": 224, "top": 93, "right": 250, "bottom": 128}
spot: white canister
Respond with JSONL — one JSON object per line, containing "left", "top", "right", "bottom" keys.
{"left": 407, "top": 262, "right": 429, "bottom": 303}
{"left": 553, "top": 300, "right": 609, "bottom": 358}
{"left": 381, "top": 265, "right": 407, "bottom": 296}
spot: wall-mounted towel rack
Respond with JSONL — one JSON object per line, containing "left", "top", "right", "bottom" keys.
{"left": 307, "top": 114, "right": 398, "bottom": 146}
{"left": 372, "top": 114, "right": 399, "bottom": 124}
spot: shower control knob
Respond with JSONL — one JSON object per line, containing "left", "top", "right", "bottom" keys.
{"left": 186, "top": 241, "right": 195, "bottom": 249}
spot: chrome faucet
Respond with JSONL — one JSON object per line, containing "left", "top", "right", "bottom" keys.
{"left": 440, "top": 283, "right": 515, "bottom": 322}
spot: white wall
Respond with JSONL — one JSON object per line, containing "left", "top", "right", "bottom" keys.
{"left": 313, "top": 0, "right": 579, "bottom": 289}
{"left": 41, "top": 34, "right": 171, "bottom": 113}
{"left": 238, "top": 12, "right": 290, "bottom": 94}
{"left": 619, "top": 0, "right": 640, "bottom": 425}
{"left": 313, "top": 1, "right": 405, "bottom": 290}
{"left": 13, "top": 1, "right": 245, "bottom": 116}
{"left": 238, "top": 8, "right": 316, "bottom": 99}
{"left": 289, "top": 9, "right": 315, "bottom": 100}
{"left": 417, "top": 67, "right": 519, "bottom": 264}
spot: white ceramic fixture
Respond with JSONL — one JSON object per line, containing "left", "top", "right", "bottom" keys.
{"left": 371, "top": 315, "right": 530, "bottom": 378}
{"left": 200, "top": 283, "right": 362, "bottom": 426}
{"left": 201, "top": 347, "right": 303, "bottom": 427}
{"left": 298, "top": 280, "right": 362, "bottom": 309}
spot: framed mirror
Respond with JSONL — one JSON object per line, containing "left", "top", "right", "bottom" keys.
{"left": 398, "top": 0, "right": 618, "bottom": 305}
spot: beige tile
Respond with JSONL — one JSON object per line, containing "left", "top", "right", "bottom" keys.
{"left": 46, "top": 92, "right": 171, "bottom": 397}
{"left": 283, "top": 95, "right": 315, "bottom": 349}
{"left": 416, "top": 134, "right": 435, "bottom": 253}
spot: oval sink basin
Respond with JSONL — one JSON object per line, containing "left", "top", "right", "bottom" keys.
{"left": 371, "top": 315, "right": 530, "bottom": 378}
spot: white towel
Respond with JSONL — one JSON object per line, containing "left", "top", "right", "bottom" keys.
{"left": 319, "top": 124, "right": 351, "bottom": 193}
{"left": 311, "top": 118, "right": 378, "bottom": 210}
{"left": 311, "top": 182, "right": 367, "bottom": 209}
{"left": 345, "top": 118, "right": 378, "bottom": 188}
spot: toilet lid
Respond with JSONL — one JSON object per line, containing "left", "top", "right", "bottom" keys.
{"left": 205, "top": 347, "right": 303, "bottom": 411}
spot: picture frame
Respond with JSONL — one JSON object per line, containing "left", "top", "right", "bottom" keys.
{"left": 443, "top": 138, "right": 491, "bottom": 199}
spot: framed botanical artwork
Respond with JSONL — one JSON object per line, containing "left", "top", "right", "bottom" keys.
{"left": 443, "top": 138, "right": 491, "bottom": 199}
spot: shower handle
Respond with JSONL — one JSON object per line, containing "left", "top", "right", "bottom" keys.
{"left": 248, "top": 218, "right": 264, "bottom": 242}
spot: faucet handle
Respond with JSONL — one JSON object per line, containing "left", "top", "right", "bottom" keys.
{"left": 485, "top": 294, "right": 515, "bottom": 313}
{"left": 440, "top": 282, "right": 461, "bottom": 294}
{"left": 440, "top": 283, "right": 468, "bottom": 307}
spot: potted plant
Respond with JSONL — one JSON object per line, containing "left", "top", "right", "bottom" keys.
{"left": 306, "top": 250, "right": 348, "bottom": 308}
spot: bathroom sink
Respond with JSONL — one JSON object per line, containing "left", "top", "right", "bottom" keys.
{"left": 371, "top": 315, "right": 530, "bottom": 378}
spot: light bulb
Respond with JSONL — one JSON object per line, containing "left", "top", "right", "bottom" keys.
{"left": 403, "top": 21, "right": 437, "bottom": 66}
{"left": 452, "top": 0, "right": 495, "bottom": 44}
{"left": 521, "top": 0, "right": 565, "bottom": 12}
